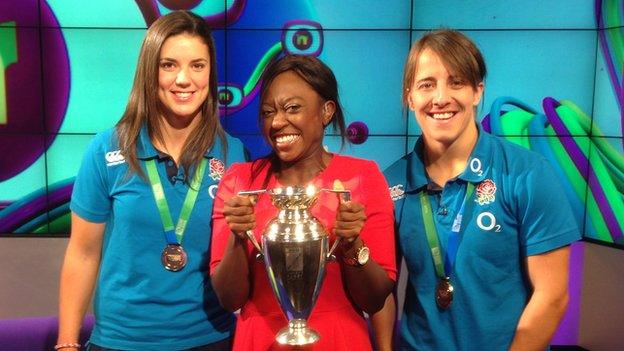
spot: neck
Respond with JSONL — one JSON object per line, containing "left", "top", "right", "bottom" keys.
{"left": 423, "top": 124, "right": 478, "bottom": 187}
{"left": 276, "top": 149, "right": 332, "bottom": 186}
{"left": 153, "top": 113, "right": 200, "bottom": 163}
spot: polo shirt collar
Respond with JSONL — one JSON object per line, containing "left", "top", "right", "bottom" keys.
{"left": 406, "top": 123, "right": 491, "bottom": 191}
{"left": 136, "top": 124, "right": 216, "bottom": 160}
{"left": 136, "top": 125, "right": 159, "bottom": 160}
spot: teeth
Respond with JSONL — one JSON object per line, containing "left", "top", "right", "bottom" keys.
{"left": 174, "top": 92, "right": 192, "bottom": 99}
{"left": 431, "top": 112, "right": 454, "bottom": 120}
{"left": 276, "top": 135, "right": 299, "bottom": 143}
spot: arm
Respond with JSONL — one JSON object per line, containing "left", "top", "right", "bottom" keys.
{"left": 57, "top": 213, "right": 105, "bottom": 349}
{"left": 336, "top": 164, "right": 396, "bottom": 314}
{"left": 339, "top": 235, "right": 394, "bottom": 313}
{"left": 370, "top": 294, "right": 397, "bottom": 351}
{"left": 210, "top": 166, "right": 253, "bottom": 312}
{"left": 509, "top": 245, "right": 571, "bottom": 351}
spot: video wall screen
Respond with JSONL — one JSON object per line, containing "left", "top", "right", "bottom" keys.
{"left": 0, "top": 0, "right": 622, "bottom": 248}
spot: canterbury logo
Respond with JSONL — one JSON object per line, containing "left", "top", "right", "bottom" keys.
{"left": 105, "top": 150, "right": 125, "bottom": 166}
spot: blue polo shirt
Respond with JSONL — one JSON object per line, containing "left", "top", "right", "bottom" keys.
{"left": 384, "top": 129, "right": 580, "bottom": 351}
{"left": 71, "top": 126, "right": 244, "bottom": 350}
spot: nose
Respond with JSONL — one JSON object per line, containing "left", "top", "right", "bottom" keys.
{"left": 271, "top": 110, "right": 288, "bottom": 129}
{"left": 175, "top": 67, "right": 191, "bottom": 87}
{"left": 433, "top": 85, "right": 450, "bottom": 106}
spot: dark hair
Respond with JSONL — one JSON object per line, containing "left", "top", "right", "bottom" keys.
{"left": 251, "top": 55, "right": 347, "bottom": 186}
{"left": 116, "top": 10, "right": 225, "bottom": 180}
{"left": 403, "top": 29, "right": 487, "bottom": 105}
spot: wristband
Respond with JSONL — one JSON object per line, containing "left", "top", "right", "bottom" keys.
{"left": 54, "top": 342, "right": 81, "bottom": 350}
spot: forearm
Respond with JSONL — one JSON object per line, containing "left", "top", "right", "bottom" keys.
{"left": 211, "top": 234, "right": 251, "bottom": 311}
{"left": 57, "top": 243, "right": 100, "bottom": 345}
{"left": 509, "top": 291, "right": 569, "bottom": 351}
{"left": 341, "top": 239, "right": 394, "bottom": 313}
{"left": 370, "top": 294, "right": 396, "bottom": 351}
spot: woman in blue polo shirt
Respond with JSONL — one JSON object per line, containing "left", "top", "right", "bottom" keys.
{"left": 56, "top": 11, "right": 242, "bottom": 351}
{"left": 376, "top": 29, "right": 580, "bottom": 350}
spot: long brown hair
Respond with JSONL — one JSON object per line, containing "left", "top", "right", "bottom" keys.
{"left": 116, "top": 10, "right": 225, "bottom": 180}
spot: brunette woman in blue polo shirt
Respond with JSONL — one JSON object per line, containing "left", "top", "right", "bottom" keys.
{"left": 56, "top": 11, "right": 242, "bottom": 351}
{"left": 374, "top": 29, "right": 580, "bottom": 351}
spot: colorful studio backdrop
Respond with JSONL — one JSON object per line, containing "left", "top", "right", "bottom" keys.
{"left": 0, "top": 0, "right": 623, "bottom": 247}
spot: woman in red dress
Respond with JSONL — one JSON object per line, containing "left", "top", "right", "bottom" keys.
{"left": 209, "top": 55, "right": 396, "bottom": 351}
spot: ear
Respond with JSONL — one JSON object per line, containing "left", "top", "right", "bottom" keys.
{"left": 406, "top": 89, "right": 416, "bottom": 111}
{"left": 322, "top": 100, "right": 336, "bottom": 126}
{"left": 473, "top": 82, "right": 484, "bottom": 106}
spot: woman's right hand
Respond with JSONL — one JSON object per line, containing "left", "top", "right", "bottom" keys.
{"left": 223, "top": 195, "right": 256, "bottom": 238}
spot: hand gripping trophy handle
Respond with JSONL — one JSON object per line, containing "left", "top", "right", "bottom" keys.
{"left": 237, "top": 189, "right": 267, "bottom": 260}
{"left": 321, "top": 189, "right": 351, "bottom": 261}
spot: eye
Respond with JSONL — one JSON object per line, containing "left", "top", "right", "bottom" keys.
{"left": 449, "top": 78, "right": 466, "bottom": 89}
{"left": 160, "top": 61, "right": 175, "bottom": 71}
{"left": 192, "top": 62, "right": 207, "bottom": 71}
{"left": 417, "top": 81, "right": 434, "bottom": 90}
{"left": 261, "top": 109, "right": 275, "bottom": 118}
{"left": 285, "top": 104, "right": 301, "bottom": 113}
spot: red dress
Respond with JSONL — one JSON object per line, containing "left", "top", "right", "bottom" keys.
{"left": 210, "top": 154, "right": 396, "bottom": 351}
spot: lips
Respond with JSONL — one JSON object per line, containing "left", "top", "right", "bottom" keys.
{"left": 428, "top": 111, "right": 456, "bottom": 120}
{"left": 273, "top": 133, "right": 300, "bottom": 150}
{"left": 171, "top": 91, "right": 195, "bottom": 102}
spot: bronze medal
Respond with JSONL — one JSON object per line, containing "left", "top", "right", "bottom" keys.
{"left": 435, "top": 277, "right": 453, "bottom": 309}
{"left": 161, "top": 244, "right": 187, "bottom": 272}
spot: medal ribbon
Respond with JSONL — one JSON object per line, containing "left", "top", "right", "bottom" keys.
{"left": 420, "top": 182, "right": 475, "bottom": 279}
{"left": 146, "top": 158, "right": 207, "bottom": 245}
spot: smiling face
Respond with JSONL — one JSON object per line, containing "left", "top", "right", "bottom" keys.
{"left": 408, "top": 48, "right": 483, "bottom": 150}
{"left": 260, "top": 70, "right": 335, "bottom": 164}
{"left": 157, "top": 33, "right": 210, "bottom": 124}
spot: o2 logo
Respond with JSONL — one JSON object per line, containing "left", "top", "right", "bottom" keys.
{"left": 470, "top": 157, "right": 484, "bottom": 177}
{"left": 0, "top": 3, "right": 70, "bottom": 182}
{"left": 476, "top": 211, "right": 502, "bottom": 233}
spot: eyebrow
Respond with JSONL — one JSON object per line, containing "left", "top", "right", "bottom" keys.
{"left": 159, "top": 57, "right": 209, "bottom": 62}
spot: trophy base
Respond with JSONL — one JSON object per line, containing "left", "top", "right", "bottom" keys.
{"left": 275, "top": 319, "right": 320, "bottom": 346}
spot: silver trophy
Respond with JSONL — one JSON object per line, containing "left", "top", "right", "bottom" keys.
{"left": 238, "top": 185, "right": 349, "bottom": 346}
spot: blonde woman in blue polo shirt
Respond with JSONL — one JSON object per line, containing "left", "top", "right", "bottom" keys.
{"left": 376, "top": 29, "right": 580, "bottom": 350}
{"left": 57, "top": 11, "right": 243, "bottom": 351}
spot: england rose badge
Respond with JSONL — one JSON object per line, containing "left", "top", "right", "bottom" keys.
{"left": 209, "top": 158, "right": 225, "bottom": 181}
{"left": 475, "top": 179, "right": 496, "bottom": 205}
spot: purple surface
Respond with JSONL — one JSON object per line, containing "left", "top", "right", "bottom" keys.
{"left": 552, "top": 241, "right": 584, "bottom": 345}
{"left": 0, "top": 315, "right": 93, "bottom": 350}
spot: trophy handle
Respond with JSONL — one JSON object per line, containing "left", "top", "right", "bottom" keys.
{"left": 321, "top": 189, "right": 351, "bottom": 261}
{"left": 237, "top": 190, "right": 267, "bottom": 260}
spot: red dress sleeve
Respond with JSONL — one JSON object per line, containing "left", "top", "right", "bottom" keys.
{"left": 210, "top": 162, "right": 244, "bottom": 274}
{"left": 358, "top": 160, "right": 397, "bottom": 281}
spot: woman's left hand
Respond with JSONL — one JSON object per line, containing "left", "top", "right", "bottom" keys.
{"left": 334, "top": 200, "right": 366, "bottom": 242}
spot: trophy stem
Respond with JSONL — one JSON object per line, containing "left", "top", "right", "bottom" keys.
{"left": 275, "top": 319, "right": 320, "bottom": 346}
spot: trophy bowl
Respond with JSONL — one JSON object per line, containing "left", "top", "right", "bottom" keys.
{"left": 240, "top": 185, "right": 348, "bottom": 345}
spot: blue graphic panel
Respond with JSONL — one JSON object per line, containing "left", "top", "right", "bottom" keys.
{"left": 311, "top": 0, "right": 410, "bottom": 29}
{"left": 55, "top": 28, "right": 144, "bottom": 133}
{"left": 321, "top": 30, "right": 409, "bottom": 136}
{"left": 412, "top": 0, "right": 595, "bottom": 30}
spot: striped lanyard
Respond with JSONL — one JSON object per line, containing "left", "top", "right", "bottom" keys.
{"left": 420, "top": 182, "right": 475, "bottom": 279}
{"left": 145, "top": 158, "right": 207, "bottom": 245}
